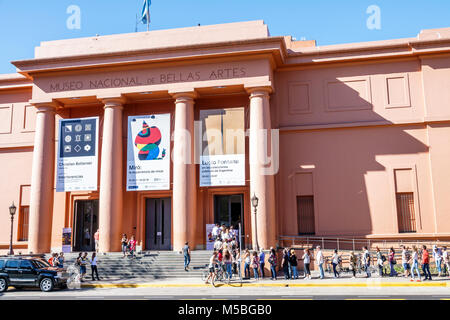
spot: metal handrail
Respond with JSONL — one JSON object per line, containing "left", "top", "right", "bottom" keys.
{"left": 278, "top": 235, "right": 450, "bottom": 251}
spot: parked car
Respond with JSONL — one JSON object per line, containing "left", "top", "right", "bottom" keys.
{"left": 0, "top": 257, "right": 68, "bottom": 292}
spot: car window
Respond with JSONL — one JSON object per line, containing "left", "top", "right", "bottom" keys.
{"left": 0, "top": 260, "right": 4, "bottom": 269}
{"left": 5, "top": 260, "right": 19, "bottom": 268}
{"left": 31, "top": 260, "right": 48, "bottom": 269}
{"left": 20, "top": 260, "right": 33, "bottom": 269}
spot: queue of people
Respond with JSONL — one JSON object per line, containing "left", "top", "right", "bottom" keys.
{"left": 207, "top": 243, "right": 450, "bottom": 281}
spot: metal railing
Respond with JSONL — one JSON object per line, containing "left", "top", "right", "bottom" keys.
{"left": 278, "top": 235, "right": 450, "bottom": 252}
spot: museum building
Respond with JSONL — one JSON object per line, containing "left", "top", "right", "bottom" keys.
{"left": 1, "top": 21, "right": 450, "bottom": 254}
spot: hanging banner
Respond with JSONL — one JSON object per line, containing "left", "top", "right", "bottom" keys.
{"left": 62, "top": 228, "right": 72, "bottom": 253}
{"left": 127, "top": 114, "right": 171, "bottom": 191}
{"left": 200, "top": 154, "right": 245, "bottom": 187}
{"left": 199, "top": 108, "right": 245, "bottom": 187}
{"left": 56, "top": 117, "right": 99, "bottom": 192}
{"left": 206, "top": 224, "right": 215, "bottom": 250}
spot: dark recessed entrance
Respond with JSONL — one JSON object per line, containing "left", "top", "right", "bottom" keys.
{"left": 145, "top": 198, "right": 172, "bottom": 250}
{"left": 214, "top": 194, "right": 244, "bottom": 244}
{"left": 73, "top": 200, "right": 99, "bottom": 252}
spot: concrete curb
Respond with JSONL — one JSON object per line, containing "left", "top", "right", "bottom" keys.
{"left": 80, "top": 281, "right": 450, "bottom": 289}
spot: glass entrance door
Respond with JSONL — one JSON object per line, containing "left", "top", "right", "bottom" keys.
{"left": 73, "top": 200, "right": 99, "bottom": 252}
{"left": 145, "top": 198, "right": 172, "bottom": 250}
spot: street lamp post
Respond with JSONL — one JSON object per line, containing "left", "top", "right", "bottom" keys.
{"left": 8, "top": 202, "right": 17, "bottom": 255}
{"left": 251, "top": 194, "right": 259, "bottom": 251}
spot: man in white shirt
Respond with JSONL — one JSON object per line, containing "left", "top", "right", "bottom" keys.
{"left": 315, "top": 246, "right": 324, "bottom": 279}
{"left": 212, "top": 224, "right": 220, "bottom": 240}
{"left": 362, "top": 246, "right": 371, "bottom": 278}
{"left": 401, "top": 246, "right": 410, "bottom": 277}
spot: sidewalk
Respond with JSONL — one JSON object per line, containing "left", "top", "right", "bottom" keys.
{"left": 79, "top": 275, "right": 450, "bottom": 289}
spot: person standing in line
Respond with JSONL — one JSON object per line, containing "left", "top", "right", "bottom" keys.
{"left": 205, "top": 251, "right": 218, "bottom": 285}
{"left": 259, "top": 248, "right": 266, "bottom": 279}
{"left": 401, "top": 245, "right": 410, "bottom": 278}
{"left": 433, "top": 245, "right": 443, "bottom": 277}
{"left": 281, "top": 248, "right": 291, "bottom": 280}
{"left": 243, "top": 249, "right": 251, "bottom": 279}
{"left": 80, "top": 252, "right": 88, "bottom": 282}
{"left": 91, "top": 252, "right": 100, "bottom": 281}
{"left": 121, "top": 234, "right": 128, "bottom": 258}
{"left": 212, "top": 224, "right": 220, "bottom": 240}
{"left": 183, "top": 242, "right": 191, "bottom": 271}
{"left": 94, "top": 229, "right": 100, "bottom": 253}
{"left": 223, "top": 250, "right": 233, "bottom": 280}
{"left": 442, "top": 246, "right": 449, "bottom": 277}
{"left": 388, "top": 247, "right": 397, "bottom": 277}
{"left": 251, "top": 251, "right": 260, "bottom": 281}
{"left": 421, "top": 245, "right": 432, "bottom": 281}
{"left": 233, "top": 248, "right": 240, "bottom": 276}
{"left": 376, "top": 247, "right": 384, "bottom": 277}
{"left": 57, "top": 252, "right": 65, "bottom": 268}
{"left": 349, "top": 251, "right": 357, "bottom": 278}
{"left": 268, "top": 247, "right": 277, "bottom": 280}
{"left": 410, "top": 246, "right": 421, "bottom": 282}
{"left": 302, "top": 248, "right": 312, "bottom": 280}
{"left": 362, "top": 246, "right": 372, "bottom": 278}
{"left": 128, "top": 235, "right": 137, "bottom": 258}
{"left": 316, "top": 246, "right": 325, "bottom": 279}
{"left": 289, "top": 249, "right": 299, "bottom": 280}
{"left": 331, "top": 249, "right": 340, "bottom": 278}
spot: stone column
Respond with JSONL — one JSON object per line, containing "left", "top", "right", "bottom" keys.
{"left": 248, "top": 88, "right": 277, "bottom": 250}
{"left": 172, "top": 92, "right": 197, "bottom": 251}
{"left": 99, "top": 98, "right": 124, "bottom": 253}
{"left": 28, "top": 103, "right": 57, "bottom": 254}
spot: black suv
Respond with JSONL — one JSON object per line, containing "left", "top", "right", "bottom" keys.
{"left": 0, "top": 257, "right": 68, "bottom": 292}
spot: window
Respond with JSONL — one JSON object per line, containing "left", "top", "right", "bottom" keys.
{"left": 19, "top": 260, "right": 33, "bottom": 269}
{"left": 297, "top": 196, "right": 315, "bottom": 235}
{"left": 396, "top": 192, "right": 417, "bottom": 233}
{"left": 0, "top": 260, "right": 4, "bottom": 269}
{"left": 5, "top": 260, "right": 19, "bottom": 269}
{"left": 18, "top": 206, "right": 29, "bottom": 241}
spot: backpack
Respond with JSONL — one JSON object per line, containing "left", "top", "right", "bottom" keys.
{"left": 381, "top": 255, "right": 387, "bottom": 262}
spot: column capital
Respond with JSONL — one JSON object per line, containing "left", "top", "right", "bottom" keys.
{"left": 100, "top": 97, "right": 126, "bottom": 109}
{"left": 246, "top": 86, "right": 273, "bottom": 98}
{"left": 30, "top": 101, "right": 59, "bottom": 113}
{"left": 169, "top": 90, "right": 197, "bottom": 102}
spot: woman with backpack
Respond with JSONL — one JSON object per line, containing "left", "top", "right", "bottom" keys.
{"left": 251, "top": 251, "right": 260, "bottom": 280}
{"left": 268, "top": 247, "right": 277, "bottom": 280}
{"left": 388, "top": 247, "right": 398, "bottom": 277}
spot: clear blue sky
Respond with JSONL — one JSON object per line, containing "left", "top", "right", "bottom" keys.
{"left": 0, "top": 0, "right": 449, "bottom": 74}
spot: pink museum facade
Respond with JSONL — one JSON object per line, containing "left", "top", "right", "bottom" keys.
{"left": 1, "top": 21, "right": 450, "bottom": 254}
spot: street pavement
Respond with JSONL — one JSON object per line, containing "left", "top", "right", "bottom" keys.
{"left": 1, "top": 275, "right": 449, "bottom": 300}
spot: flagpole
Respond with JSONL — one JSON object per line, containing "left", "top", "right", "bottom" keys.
{"left": 146, "top": 0, "right": 150, "bottom": 32}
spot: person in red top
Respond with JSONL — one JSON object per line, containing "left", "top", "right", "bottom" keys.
{"left": 128, "top": 235, "right": 137, "bottom": 258}
{"left": 421, "top": 245, "right": 432, "bottom": 280}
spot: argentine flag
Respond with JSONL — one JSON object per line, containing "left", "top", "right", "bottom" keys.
{"left": 141, "top": 0, "right": 151, "bottom": 25}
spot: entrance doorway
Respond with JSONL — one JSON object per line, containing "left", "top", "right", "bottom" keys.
{"left": 145, "top": 198, "right": 172, "bottom": 250}
{"left": 73, "top": 200, "right": 99, "bottom": 252}
{"left": 214, "top": 194, "right": 244, "bottom": 244}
